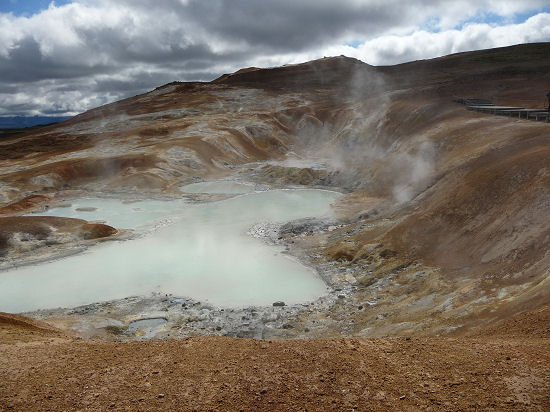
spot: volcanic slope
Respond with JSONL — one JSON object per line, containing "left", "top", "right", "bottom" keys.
{"left": 2, "top": 43, "right": 550, "bottom": 335}
{"left": 1, "top": 43, "right": 550, "bottom": 409}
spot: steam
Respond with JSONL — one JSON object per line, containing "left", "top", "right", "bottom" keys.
{"left": 389, "top": 141, "right": 435, "bottom": 203}
{"left": 290, "top": 60, "right": 435, "bottom": 205}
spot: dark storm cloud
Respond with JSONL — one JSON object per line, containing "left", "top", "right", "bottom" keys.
{"left": 0, "top": 36, "right": 113, "bottom": 83}
{"left": 181, "top": 0, "right": 398, "bottom": 51}
{"left": 91, "top": 70, "right": 181, "bottom": 94}
{"left": 73, "top": 26, "right": 224, "bottom": 65}
{"left": 0, "top": 84, "right": 18, "bottom": 93}
{"left": 0, "top": 0, "right": 549, "bottom": 116}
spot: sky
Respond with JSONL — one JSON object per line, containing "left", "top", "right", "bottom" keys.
{"left": 1, "top": 0, "right": 549, "bottom": 117}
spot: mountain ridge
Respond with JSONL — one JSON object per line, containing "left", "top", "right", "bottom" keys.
{"left": 1, "top": 42, "right": 550, "bottom": 410}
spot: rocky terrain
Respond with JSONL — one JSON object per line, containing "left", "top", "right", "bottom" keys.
{"left": 2, "top": 42, "right": 550, "bottom": 409}
{"left": 1, "top": 310, "right": 549, "bottom": 410}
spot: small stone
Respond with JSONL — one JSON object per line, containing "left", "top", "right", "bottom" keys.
{"left": 358, "top": 305, "right": 364, "bottom": 310}
{"left": 76, "top": 207, "right": 98, "bottom": 212}
{"left": 158, "top": 394, "right": 165, "bottom": 399}
{"left": 260, "top": 389, "right": 267, "bottom": 394}
{"left": 338, "top": 294, "right": 346, "bottom": 299}
{"left": 216, "top": 326, "right": 222, "bottom": 331}
{"left": 272, "top": 301, "right": 286, "bottom": 307}
{"left": 399, "top": 395, "right": 406, "bottom": 400}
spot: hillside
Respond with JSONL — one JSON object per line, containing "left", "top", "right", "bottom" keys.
{"left": 1, "top": 43, "right": 550, "bottom": 409}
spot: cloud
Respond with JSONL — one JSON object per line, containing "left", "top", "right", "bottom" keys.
{"left": 0, "top": 0, "right": 549, "bottom": 116}
{"left": 323, "top": 12, "right": 550, "bottom": 65}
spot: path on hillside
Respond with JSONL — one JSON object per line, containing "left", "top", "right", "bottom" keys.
{"left": 456, "top": 98, "right": 550, "bottom": 122}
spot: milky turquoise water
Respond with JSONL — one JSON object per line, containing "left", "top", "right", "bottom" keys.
{"left": 180, "top": 181, "right": 257, "bottom": 194}
{"left": 0, "top": 189, "right": 341, "bottom": 312}
{"left": 40, "top": 198, "right": 188, "bottom": 228}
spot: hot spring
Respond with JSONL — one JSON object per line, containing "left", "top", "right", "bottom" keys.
{"left": 0, "top": 188, "right": 341, "bottom": 313}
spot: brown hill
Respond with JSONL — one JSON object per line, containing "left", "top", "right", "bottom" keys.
{"left": 1, "top": 44, "right": 549, "bottom": 332}
{"left": 1, "top": 43, "right": 550, "bottom": 409}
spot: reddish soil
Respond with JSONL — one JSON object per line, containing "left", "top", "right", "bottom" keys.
{"left": 1, "top": 311, "right": 549, "bottom": 411}
{"left": 0, "top": 216, "right": 117, "bottom": 259}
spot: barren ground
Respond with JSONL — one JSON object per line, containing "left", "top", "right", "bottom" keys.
{"left": 2, "top": 43, "right": 550, "bottom": 410}
{"left": 1, "top": 310, "right": 550, "bottom": 411}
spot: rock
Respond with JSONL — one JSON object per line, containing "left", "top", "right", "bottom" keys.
{"left": 75, "top": 207, "right": 98, "bottom": 212}
{"left": 262, "top": 313, "right": 279, "bottom": 322}
{"left": 236, "top": 330, "right": 258, "bottom": 338}
{"left": 272, "top": 301, "right": 285, "bottom": 307}
{"left": 80, "top": 223, "right": 117, "bottom": 239}
{"left": 157, "top": 394, "right": 165, "bottom": 399}
{"left": 338, "top": 294, "right": 346, "bottom": 299}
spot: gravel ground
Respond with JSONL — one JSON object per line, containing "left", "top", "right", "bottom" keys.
{"left": 1, "top": 312, "right": 549, "bottom": 411}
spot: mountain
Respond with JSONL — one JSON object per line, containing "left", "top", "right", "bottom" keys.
{"left": 0, "top": 115, "right": 72, "bottom": 129}
{"left": 2, "top": 44, "right": 550, "bottom": 331}
{"left": 1, "top": 43, "right": 550, "bottom": 410}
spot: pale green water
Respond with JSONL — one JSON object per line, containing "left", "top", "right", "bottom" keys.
{"left": 0, "top": 189, "right": 340, "bottom": 312}
{"left": 39, "top": 198, "right": 188, "bottom": 229}
{"left": 180, "top": 180, "right": 258, "bottom": 194}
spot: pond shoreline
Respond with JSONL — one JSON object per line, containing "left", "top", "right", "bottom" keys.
{"left": 21, "top": 215, "right": 363, "bottom": 341}
{"left": 2, "top": 183, "right": 350, "bottom": 338}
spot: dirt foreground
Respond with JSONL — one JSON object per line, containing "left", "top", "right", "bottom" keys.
{"left": 1, "top": 312, "right": 549, "bottom": 411}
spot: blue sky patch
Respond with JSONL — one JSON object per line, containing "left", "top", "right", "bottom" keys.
{"left": 455, "top": 6, "right": 550, "bottom": 29}
{"left": 0, "top": 0, "right": 73, "bottom": 16}
{"left": 345, "top": 40, "right": 364, "bottom": 48}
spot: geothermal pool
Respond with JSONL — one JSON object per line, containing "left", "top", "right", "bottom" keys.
{"left": 0, "top": 188, "right": 340, "bottom": 313}
{"left": 180, "top": 180, "right": 257, "bottom": 194}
